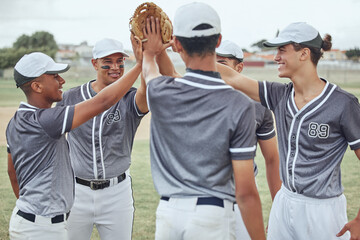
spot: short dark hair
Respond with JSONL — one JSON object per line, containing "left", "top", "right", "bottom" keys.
{"left": 292, "top": 34, "right": 332, "bottom": 66}
{"left": 176, "top": 34, "right": 220, "bottom": 58}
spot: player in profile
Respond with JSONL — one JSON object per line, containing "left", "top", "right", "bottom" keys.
{"left": 218, "top": 22, "right": 360, "bottom": 240}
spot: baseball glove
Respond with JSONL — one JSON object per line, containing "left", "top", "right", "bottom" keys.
{"left": 129, "top": 2, "right": 172, "bottom": 43}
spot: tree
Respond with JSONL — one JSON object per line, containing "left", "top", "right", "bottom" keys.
{"left": 0, "top": 31, "right": 59, "bottom": 70}
{"left": 345, "top": 47, "right": 360, "bottom": 61}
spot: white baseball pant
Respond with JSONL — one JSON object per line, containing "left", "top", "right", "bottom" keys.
{"left": 67, "top": 173, "right": 134, "bottom": 240}
{"left": 267, "top": 184, "right": 350, "bottom": 240}
{"left": 9, "top": 206, "right": 68, "bottom": 240}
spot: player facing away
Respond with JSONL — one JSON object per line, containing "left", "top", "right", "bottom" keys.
{"left": 216, "top": 40, "right": 282, "bottom": 240}
{"left": 6, "top": 35, "right": 143, "bottom": 240}
{"left": 56, "top": 38, "right": 147, "bottom": 240}
{"left": 217, "top": 22, "right": 360, "bottom": 240}
{"left": 141, "top": 2, "right": 266, "bottom": 240}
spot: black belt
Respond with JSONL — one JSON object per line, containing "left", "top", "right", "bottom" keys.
{"left": 75, "top": 173, "right": 126, "bottom": 190}
{"left": 160, "top": 196, "right": 224, "bottom": 208}
{"left": 17, "top": 210, "right": 70, "bottom": 224}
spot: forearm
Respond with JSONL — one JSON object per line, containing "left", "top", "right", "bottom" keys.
{"left": 265, "top": 160, "right": 282, "bottom": 200}
{"left": 8, "top": 154, "right": 19, "bottom": 198}
{"left": 236, "top": 192, "right": 266, "bottom": 240}
{"left": 135, "top": 74, "right": 149, "bottom": 113}
{"left": 143, "top": 51, "right": 161, "bottom": 84}
{"left": 156, "top": 50, "right": 180, "bottom": 77}
{"left": 72, "top": 63, "right": 142, "bottom": 129}
{"left": 217, "top": 63, "right": 260, "bottom": 102}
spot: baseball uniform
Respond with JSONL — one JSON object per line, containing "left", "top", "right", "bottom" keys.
{"left": 234, "top": 102, "right": 276, "bottom": 240}
{"left": 6, "top": 102, "right": 75, "bottom": 240}
{"left": 147, "top": 69, "right": 257, "bottom": 240}
{"left": 57, "top": 80, "right": 146, "bottom": 240}
{"left": 259, "top": 79, "right": 360, "bottom": 240}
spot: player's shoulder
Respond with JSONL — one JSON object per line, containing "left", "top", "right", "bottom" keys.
{"left": 332, "top": 84, "right": 360, "bottom": 105}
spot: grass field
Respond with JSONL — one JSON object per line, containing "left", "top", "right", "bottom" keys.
{"left": 1, "top": 66, "right": 360, "bottom": 239}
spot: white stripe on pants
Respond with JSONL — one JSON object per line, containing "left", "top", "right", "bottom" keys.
{"left": 267, "top": 184, "right": 350, "bottom": 240}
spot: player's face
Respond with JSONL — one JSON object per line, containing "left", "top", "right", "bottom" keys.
{"left": 95, "top": 53, "right": 125, "bottom": 85}
{"left": 216, "top": 56, "right": 236, "bottom": 70}
{"left": 40, "top": 73, "right": 66, "bottom": 103}
{"left": 274, "top": 44, "right": 302, "bottom": 79}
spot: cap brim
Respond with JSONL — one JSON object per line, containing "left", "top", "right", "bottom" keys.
{"left": 263, "top": 37, "right": 293, "bottom": 47}
{"left": 45, "top": 63, "right": 70, "bottom": 74}
{"left": 95, "top": 50, "right": 129, "bottom": 59}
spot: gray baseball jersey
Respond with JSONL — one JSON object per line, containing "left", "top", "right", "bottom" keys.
{"left": 147, "top": 69, "right": 257, "bottom": 203}
{"left": 259, "top": 79, "right": 360, "bottom": 198}
{"left": 57, "top": 80, "right": 145, "bottom": 179}
{"left": 253, "top": 102, "right": 276, "bottom": 176}
{"left": 6, "top": 102, "right": 75, "bottom": 217}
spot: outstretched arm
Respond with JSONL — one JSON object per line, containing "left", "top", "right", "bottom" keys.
{"left": 156, "top": 48, "right": 181, "bottom": 78}
{"left": 71, "top": 35, "right": 143, "bottom": 130}
{"left": 7, "top": 153, "right": 19, "bottom": 199}
{"left": 217, "top": 63, "right": 261, "bottom": 102}
{"left": 336, "top": 148, "right": 360, "bottom": 239}
{"left": 233, "top": 159, "right": 266, "bottom": 240}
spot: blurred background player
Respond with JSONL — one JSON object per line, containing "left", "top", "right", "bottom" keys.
{"left": 216, "top": 40, "right": 281, "bottom": 240}
{"left": 57, "top": 38, "right": 147, "bottom": 240}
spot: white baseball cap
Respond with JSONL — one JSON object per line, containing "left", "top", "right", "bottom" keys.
{"left": 264, "top": 22, "right": 323, "bottom": 49}
{"left": 173, "top": 2, "right": 221, "bottom": 38}
{"left": 92, "top": 38, "right": 129, "bottom": 59}
{"left": 14, "top": 52, "right": 70, "bottom": 87}
{"left": 216, "top": 40, "right": 244, "bottom": 61}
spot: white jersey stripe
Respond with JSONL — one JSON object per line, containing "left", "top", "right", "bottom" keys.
{"left": 257, "top": 128, "right": 275, "bottom": 137}
{"left": 348, "top": 139, "right": 360, "bottom": 146}
{"left": 133, "top": 93, "right": 145, "bottom": 117}
{"left": 175, "top": 79, "right": 232, "bottom": 90}
{"left": 99, "top": 110, "right": 109, "bottom": 179}
{"left": 184, "top": 72, "right": 227, "bottom": 83}
{"left": 61, "top": 106, "right": 70, "bottom": 135}
{"left": 263, "top": 81, "right": 271, "bottom": 109}
{"left": 86, "top": 81, "right": 92, "bottom": 99}
{"left": 146, "top": 87, "right": 151, "bottom": 112}
{"left": 92, "top": 116, "right": 98, "bottom": 179}
{"left": 230, "top": 145, "right": 256, "bottom": 153}
{"left": 287, "top": 99, "right": 295, "bottom": 117}
{"left": 80, "top": 83, "right": 87, "bottom": 101}
{"left": 17, "top": 108, "right": 36, "bottom": 112}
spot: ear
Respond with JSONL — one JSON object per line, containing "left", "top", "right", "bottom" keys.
{"left": 173, "top": 36, "right": 183, "bottom": 53}
{"left": 30, "top": 80, "right": 43, "bottom": 93}
{"left": 300, "top": 48, "right": 311, "bottom": 61}
{"left": 216, "top": 34, "right": 222, "bottom": 48}
{"left": 235, "top": 62, "right": 244, "bottom": 73}
{"left": 91, "top": 58, "right": 98, "bottom": 70}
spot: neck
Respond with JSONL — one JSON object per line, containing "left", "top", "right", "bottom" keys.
{"left": 91, "top": 80, "right": 107, "bottom": 93}
{"left": 182, "top": 52, "right": 217, "bottom": 72}
{"left": 27, "top": 97, "right": 52, "bottom": 109}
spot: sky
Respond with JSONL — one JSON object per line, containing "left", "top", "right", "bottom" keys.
{"left": 0, "top": 0, "right": 359, "bottom": 51}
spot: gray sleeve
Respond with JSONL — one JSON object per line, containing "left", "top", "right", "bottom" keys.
{"left": 37, "top": 105, "right": 75, "bottom": 139}
{"left": 341, "top": 95, "right": 360, "bottom": 150}
{"left": 230, "top": 101, "right": 257, "bottom": 160}
{"left": 256, "top": 107, "right": 276, "bottom": 140}
{"left": 258, "top": 81, "right": 288, "bottom": 111}
{"left": 126, "top": 88, "right": 147, "bottom": 118}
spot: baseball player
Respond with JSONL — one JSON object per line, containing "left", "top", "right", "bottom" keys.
{"left": 216, "top": 40, "right": 281, "bottom": 240}
{"left": 217, "top": 22, "right": 360, "bottom": 240}
{"left": 6, "top": 39, "right": 143, "bottom": 240}
{"left": 56, "top": 37, "right": 147, "bottom": 240}
{"left": 141, "top": 4, "right": 266, "bottom": 240}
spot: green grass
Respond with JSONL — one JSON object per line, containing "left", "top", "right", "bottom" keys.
{"left": 1, "top": 142, "right": 359, "bottom": 240}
